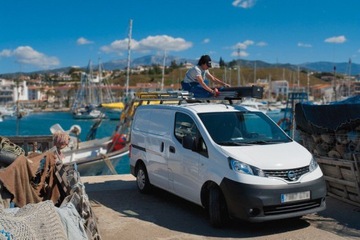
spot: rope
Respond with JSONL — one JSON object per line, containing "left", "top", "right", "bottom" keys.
{"left": 0, "top": 137, "right": 24, "bottom": 156}
{"left": 100, "top": 154, "right": 117, "bottom": 175}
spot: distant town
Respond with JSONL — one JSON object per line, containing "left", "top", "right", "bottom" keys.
{"left": 1, "top": 57, "right": 360, "bottom": 113}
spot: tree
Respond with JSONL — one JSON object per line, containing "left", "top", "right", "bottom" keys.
{"left": 227, "top": 60, "right": 238, "bottom": 68}
{"left": 169, "top": 60, "right": 178, "bottom": 71}
{"left": 219, "top": 57, "right": 226, "bottom": 68}
{"left": 68, "top": 67, "right": 81, "bottom": 75}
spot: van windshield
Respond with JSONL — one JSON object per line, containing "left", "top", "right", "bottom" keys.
{"left": 198, "top": 111, "right": 292, "bottom": 146}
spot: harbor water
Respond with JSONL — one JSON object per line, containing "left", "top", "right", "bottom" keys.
{"left": 0, "top": 111, "right": 119, "bottom": 140}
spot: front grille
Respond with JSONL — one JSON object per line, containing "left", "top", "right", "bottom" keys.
{"left": 263, "top": 199, "right": 322, "bottom": 216}
{"left": 263, "top": 166, "right": 309, "bottom": 181}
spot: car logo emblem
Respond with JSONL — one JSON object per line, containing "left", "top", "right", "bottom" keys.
{"left": 287, "top": 170, "right": 297, "bottom": 181}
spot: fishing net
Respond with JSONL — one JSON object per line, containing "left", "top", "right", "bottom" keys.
{"left": 0, "top": 137, "right": 25, "bottom": 168}
{"left": 0, "top": 200, "right": 67, "bottom": 240}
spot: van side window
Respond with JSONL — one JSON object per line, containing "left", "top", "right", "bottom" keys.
{"left": 174, "top": 112, "right": 197, "bottom": 143}
{"left": 174, "top": 112, "right": 208, "bottom": 157}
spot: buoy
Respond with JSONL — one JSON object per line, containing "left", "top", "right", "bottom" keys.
{"left": 111, "top": 133, "right": 127, "bottom": 151}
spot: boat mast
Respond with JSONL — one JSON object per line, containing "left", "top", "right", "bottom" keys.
{"left": 126, "top": 19, "right": 133, "bottom": 97}
{"left": 88, "top": 60, "right": 94, "bottom": 105}
{"left": 237, "top": 48, "right": 241, "bottom": 86}
{"left": 98, "top": 57, "right": 103, "bottom": 103}
{"left": 253, "top": 61, "right": 256, "bottom": 84}
{"left": 161, "top": 50, "right": 166, "bottom": 91}
{"left": 347, "top": 58, "right": 352, "bottom": 96}
{"left": 15, "top": 78, "right": 20, "bottom": 135}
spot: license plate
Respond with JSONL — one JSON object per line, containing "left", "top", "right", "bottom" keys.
{"left": 281, "top": 191, "right": 310, "bottom": 203}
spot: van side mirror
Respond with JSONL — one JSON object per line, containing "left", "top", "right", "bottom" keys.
{"left": 182, "top": 135, "right": 196, "bottom": 151}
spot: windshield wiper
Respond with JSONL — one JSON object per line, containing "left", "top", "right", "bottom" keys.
{"left": 244, "top": 140, "right": 282, "bottom": 145}
{"left": 217, "top": 141, "right": 251, "bottom": 146}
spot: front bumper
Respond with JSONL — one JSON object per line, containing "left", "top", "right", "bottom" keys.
{"left": 220, "top": 176, "right": 326, "bottom": 222}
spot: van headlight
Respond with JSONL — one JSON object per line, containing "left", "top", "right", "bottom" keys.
{"left": 228, "top": 157, "right": 265, "bottom": 177}
{"left": 309, "top": 157, "right": 318, "bottom": 172}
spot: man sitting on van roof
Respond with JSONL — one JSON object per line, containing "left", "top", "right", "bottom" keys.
{"left": 181, "top": 55, "right": 230, "bottom": 98}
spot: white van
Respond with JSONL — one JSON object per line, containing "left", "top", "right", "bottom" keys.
{"left": 129, "top": 102, "right": 326, "bottom": 227}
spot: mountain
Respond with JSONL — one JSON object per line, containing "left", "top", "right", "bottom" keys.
{"left": 102, "top": 55, "right": 196, "bottom": 70}
{"left": 300, "top": 61, "right": 356, "bottom": 74}
{"left": 1, "top": 55, "right": 359, "bottom": 77}
{"left": 102, "top": 55, "right": 358, "bottom": 75}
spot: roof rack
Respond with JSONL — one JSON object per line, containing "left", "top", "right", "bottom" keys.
{"left": 135, "top": 85, "right": 263, "bottom": 104}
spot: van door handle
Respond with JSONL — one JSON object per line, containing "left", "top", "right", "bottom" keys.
{"left": 169, "top": 146, "right": 175, "bottom": 153}
{"left": 160, "top": 142, "right": 164, "bottom": 152}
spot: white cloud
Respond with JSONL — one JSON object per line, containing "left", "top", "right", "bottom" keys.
{"left": 230, "top": 40, "right": 265, "bottom": 58}
{"left": 256, "top": 41, "right": 267, "bottom": 47}
{"left": 0, "top": 49, "right": 12, "bottom": 57}
{"left": 101, "top": 35, "right": 192, "bottom": 54}
{"left": 1, "top": 46, "right": 60, "bottom": 69}
{"left": 202, "top": 38, "right": 210, "bottom": 44}
{"left": 298, "top": 42, "right": 312, "bottom": 48}
{"left": 232, "top": 0, "right": 257, "bottom": 9}
{"left": 100, "top": 38, "right": 139, "bottom": 55}
{"left": 231, "top": 50, "right": 249, "bottom": 57}
{"left": 324, "top": 35, "right": 346, "bottom": 44}
{"left": 138, "top": 35, "right": 192, "bottom": 51}
{"left": 77, "top": 37, "right": 94, "bottom": 45}
{"left": 233, "top": 40, "right": 254, "bottom": 50}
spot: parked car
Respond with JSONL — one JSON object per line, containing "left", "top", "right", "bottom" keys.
{"left": 129, "top": 101, "right": 326, "bottom": 227}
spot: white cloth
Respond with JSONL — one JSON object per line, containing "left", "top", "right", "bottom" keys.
{"left": 183, "top": 65, "right": 208, "bottom": 83}
{"left": 56, "top": 201, "right": 88, "bottom": 240}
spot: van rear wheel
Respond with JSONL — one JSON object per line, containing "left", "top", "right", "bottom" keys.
{"left": 208, "top": 186, "right": 228, "bottom": 228}
{"left": 136, "top": 163, "right": 151, "bottom": 193}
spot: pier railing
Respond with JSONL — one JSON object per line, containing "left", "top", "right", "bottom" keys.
{"left": 6, "top": 135, "right": 54, "bottom": 156}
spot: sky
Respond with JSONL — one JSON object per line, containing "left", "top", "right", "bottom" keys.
{"left": 0, "top": 0, "right": 359, "bottom": 74}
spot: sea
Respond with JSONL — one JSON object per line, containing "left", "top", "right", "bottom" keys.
{"left": 0, "top": 111, "right": 119, "bottom": 141}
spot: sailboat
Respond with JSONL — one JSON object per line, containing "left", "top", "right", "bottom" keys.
{"left": 71, "top": 70, "right": 103, "bottom": 119}
{"left": 71, "top": 60, "right": 110, "bottom": 119}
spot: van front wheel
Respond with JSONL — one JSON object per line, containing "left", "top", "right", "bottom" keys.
{"left": 208, "top": 186, "right": 228, "bottom": 228}
{"left": 136, "top": 163, "right": 151, "bottom": 193}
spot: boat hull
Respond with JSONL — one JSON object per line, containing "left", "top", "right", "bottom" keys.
{"left": 62, "top": 137, "right": 129, "bottom": 176}
{"left": 71, "top": 149, "right": 129, "bottom": 176}
{"left": 72, "top": 109, "right": 105, "bottom": 119}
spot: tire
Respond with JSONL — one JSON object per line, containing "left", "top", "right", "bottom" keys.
{"left": 208, "top": 186, "right": 228, "bottom": 228}
{"left": 136, "top": 163, "right": 151, "bottom": 193}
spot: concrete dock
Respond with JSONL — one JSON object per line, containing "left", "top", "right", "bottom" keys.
{"left": 82, "top": 174, "right": 360, "bottom": 240}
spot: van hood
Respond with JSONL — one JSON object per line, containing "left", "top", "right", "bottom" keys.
{"left": 220, "top": 141, "right": 312, "bottom": 170}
